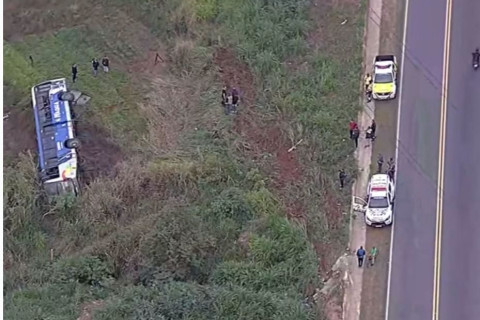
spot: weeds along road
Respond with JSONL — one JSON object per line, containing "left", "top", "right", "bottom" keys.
{"left": 387, "top": 0, "right": 480, "bottom": 319}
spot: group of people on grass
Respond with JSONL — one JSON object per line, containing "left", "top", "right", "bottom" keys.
{"left": 71, "top": 55, "right": 110, "bottom": 83}
{"left": 221, "top": 86, "right": 240, "bottom": 114}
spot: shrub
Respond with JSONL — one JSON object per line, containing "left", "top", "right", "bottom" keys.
{"left": 95, "top": 282, "right": 216, "bottom": 320}
{"left": 212, "top": 214, "right": 318, "bottom": 295}
{"left": 4, "top": 282, "right": 104, "bottom": 320}
{"left": 195, "top": 0, "right": 219, "bottom": 22}
{"left": 95, "top": 282, "right": 314, "bottom": 320}
{"left": 215, "top": 285, "right": 314, "bottom": 320}
{"left": 139, "top": 209, "right": 217, "bottom": 281}
{"left": 3, "top": 153, "right": 45, "bottom": 262}
{"left": 52, "top": 256, "right": 114, "bottom": 286}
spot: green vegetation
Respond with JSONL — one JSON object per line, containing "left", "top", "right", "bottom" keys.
{"left": 4, "top": 0, "right": 365, "bottom": 318}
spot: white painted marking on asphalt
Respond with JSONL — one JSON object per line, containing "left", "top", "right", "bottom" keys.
{"left": 385, "top": 0, "right": 410, "bottom": 318}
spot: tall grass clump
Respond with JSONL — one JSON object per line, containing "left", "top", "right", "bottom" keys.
{"left": 3, "top": 153, "right": 44, "bottom": 262}
{"left": 212, "top": 214, "right": 317, "bottom": 295}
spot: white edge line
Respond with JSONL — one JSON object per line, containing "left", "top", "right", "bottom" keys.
{"left": 385, "top": 0, "right": 410, "bottom": 318}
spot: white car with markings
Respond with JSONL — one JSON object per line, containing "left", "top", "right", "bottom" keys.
{"left": 365, "top": 174, "right": 395, "bottom": 227}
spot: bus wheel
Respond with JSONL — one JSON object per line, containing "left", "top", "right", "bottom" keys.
{"left": 65, "top": 138, "right": 81, "bottom": 149}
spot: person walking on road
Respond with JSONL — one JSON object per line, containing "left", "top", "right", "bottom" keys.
{"left": 92, "top": 58, "right": 100, "bottom": 77}
{"left": 368, "top": 246, "right": 378, "bottom": 267}
{"left": 339, "top": 169, "right": 347, "bottom": 189}
{"left": 72, "top": 63, "right": 78, "bottom": 83}
{"left": 357, "top": 246, "right": 366, "bottom": 267}
{"left": 377, "top": 153, "right": 384, "bottom": 173}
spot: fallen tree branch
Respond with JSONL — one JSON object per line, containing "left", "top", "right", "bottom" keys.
{"left": 287, "top": 139, "right": 303, "bottom": 153}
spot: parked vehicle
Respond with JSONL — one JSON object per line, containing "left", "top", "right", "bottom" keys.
{"left": 365, "top": 174, "right": 395, "bottom": 227}
{"left": 372, "top": 55, "right": 398, "bottom": 100}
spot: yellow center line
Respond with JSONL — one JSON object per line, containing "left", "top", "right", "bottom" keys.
{"left": 433, "top": 0, "right": 453, "bottom": 319}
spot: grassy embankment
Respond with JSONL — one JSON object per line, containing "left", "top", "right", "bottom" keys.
{"left": 3, "top": 0, "right": 364, "bottom": 319}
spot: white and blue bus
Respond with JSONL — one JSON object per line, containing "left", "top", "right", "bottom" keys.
{"left": 32, "top": 78, "right": 80, "bottom": 197}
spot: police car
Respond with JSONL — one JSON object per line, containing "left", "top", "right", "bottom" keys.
{"left": 32, "top": 78, "right": 80, "bottom": 197}
{"left": 372, "top": 55, "right": 397, "bottom": 100}
{"left": 365, "top": 174, "right": 395, "bottom": 227}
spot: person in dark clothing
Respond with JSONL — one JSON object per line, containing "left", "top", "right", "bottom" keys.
{"left": 377, "top": 153, "right": 384, "bottom": 173}
{"left": 356, "top": 246, "right": 366, "bottom": 267}
{"left": 72, "top": 64, "right": 78, "bottom": 83}
{"left": 371, "top": 119, "right": 376, "bottom": 138}
{"left": 29, "top": 55, "right": 34, "bottom": 66}
{"left": 221, "top": 86, "right": 228, "bottom": 106}
{"left": 339, "top": 169, "right": 347, "bottom": 189}
{"left": 352, "top": 127, "right": 360, "bottom": 148}
{"left": 231, "top": 87, "right": 239, "bottom": 106}
{"left": 366, "top": 126, "right": 374, "bottom": 140}
{"left": 388, "top": 164, "right": 396, "bottom": 181}
{"left": 349, "top": 120, "right": 358, "bottom": 139}
{"left": 102, "top": 55, "right": 110, "bottom": 72}
{"left": 387, "top": 157, "right": 395, "bottom": 170}
{"left": 92, "top": 58, "right": 99, "bottom": 76}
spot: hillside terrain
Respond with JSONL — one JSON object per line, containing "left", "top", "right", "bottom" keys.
{"left": 3, "top": 0, "right": 365, "bottom": 319}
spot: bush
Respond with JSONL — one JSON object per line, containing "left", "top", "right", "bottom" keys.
{"left": 95, "top": 282, "right": 314, "bottom": 320}
{"left": 52, "top": 256, "right": 114, "bottom": 286}
{"left": 3, "top": 153, "right": 45, "bottom": 262}
{"left": 139, "top": 209, "right": 217, "bottom": 281}
{"left": 195, "top": 0, "right": 219, "bottom": 21}
{"left": 215, "top": 285, "right": 314, "bottom": 320}
{"left": 212, "top": 214, "right": 318, "bottom": 295}
{"left": 4, "top": 282, "right": 104, "bottom": 320}
{"left": 95, "top": 282, "right": 215, "bottom": 320}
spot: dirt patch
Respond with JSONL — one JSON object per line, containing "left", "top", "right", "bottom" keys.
{"left": 3, "top": 106, "right": 36, "bottom": 160}
{"left": 213, "top": 48, "right": 256, "bottom": 106}
{"left": 128, "top": 50, "right": 168, "bottom": 75}
{"left": 3, "top": 0, "right": 99, "bottom": 41}
{"left": 3, "top": 103, "right": 124, "bottom": 183}
{"left": 77, "top": 300, "right": 104, "bottom": 320}
{"left": 213, "top": 48, "right": 304, "bottom": 219}
{"left": 76, "top": 121, "right": 125, "bottom": 183}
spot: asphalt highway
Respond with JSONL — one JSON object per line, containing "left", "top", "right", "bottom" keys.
{"left": 439, "top": 0, "right": 480, "bottom": 318}
{"left": 387, "top": 0, "right": 480, "bottom": 319}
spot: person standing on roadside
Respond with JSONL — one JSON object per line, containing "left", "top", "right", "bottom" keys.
{"left": 371, "top": 119, "right": 376, "bottom": 138}
{"left": 339, "top": 169, "right": 347, "bottom": 189}
{"left": 388, "top": 163, "right": 396, "bottom": 181}
{"left": 72, "top": 63, "right": 78, "bottom": 83}
{"left": 352, "top": 127, "right": 360, "bottom": 148}
{"left": 92, "top": 58, "right": 100, "bottom": 77}
{"left": 377, "top": 153, "right": 384, "bottom": 173}
{"left": 357, "top": 246, "right": 366, "bottom": 267}
{"left": 102, "top": 55, "right": 110, "bottom": 73}
{"left": 349, "top": 119, "right": 358, "bottom": 139}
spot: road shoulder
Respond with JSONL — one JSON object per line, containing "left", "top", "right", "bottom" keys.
{"left": 359, "top": 0, "right": 405, "bottom": 319}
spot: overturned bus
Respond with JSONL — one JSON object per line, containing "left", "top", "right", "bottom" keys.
{"left": 32, "top": 78, "right": 80, "bottom": 197}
